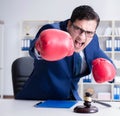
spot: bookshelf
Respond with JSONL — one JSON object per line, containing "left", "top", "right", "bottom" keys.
{"left": 20, "top": 20, "right": 120, "bottom": 101}
{"left": 19, "top": 20, "right": 56, "bottom": 56}
{"left": 78, "top": 73, "right": 113, "bottom": 101}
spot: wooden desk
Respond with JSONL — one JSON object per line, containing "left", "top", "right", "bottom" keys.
{"left": 0, "top": 99, "right": 120, "bottom": 116}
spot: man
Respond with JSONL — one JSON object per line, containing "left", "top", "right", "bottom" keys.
{"left": 15, "top": 5, "right": 115, "bottom": 100}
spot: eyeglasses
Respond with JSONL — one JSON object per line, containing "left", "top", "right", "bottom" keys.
{"left": 72, "top": 24, "right": 95, "bottom": 38}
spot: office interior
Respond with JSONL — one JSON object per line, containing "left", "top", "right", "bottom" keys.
{"left": 0, "top": 0, "right": 120, "bottom": 100}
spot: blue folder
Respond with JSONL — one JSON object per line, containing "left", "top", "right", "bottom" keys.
{"left": 34, "top": 100, "right": 78, "bottom": 108}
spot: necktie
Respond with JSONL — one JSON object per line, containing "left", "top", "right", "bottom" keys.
{"left": 71, "top": 53, "right": 82, "bottom": 100}
{"left": 74, "top": 52, "right": 82, "bottom": 77}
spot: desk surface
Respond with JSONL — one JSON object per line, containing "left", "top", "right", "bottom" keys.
{"left": 0, "top": 99, "right": 120, "bottom": 116}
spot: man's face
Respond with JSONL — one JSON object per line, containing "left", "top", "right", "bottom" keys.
{"left": 67, "top": 19, "right": 97, "bottom": 52}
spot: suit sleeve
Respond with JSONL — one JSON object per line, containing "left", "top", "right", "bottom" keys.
{"left": 85, "top": 34, "right": 116, "bottom": 82}
{"left": 85, "top": 34, "right": 116, "bottom": 72}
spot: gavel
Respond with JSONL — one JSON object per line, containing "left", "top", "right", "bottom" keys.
{"left": 74, "top": 92, "right": 111, "bottom": 113}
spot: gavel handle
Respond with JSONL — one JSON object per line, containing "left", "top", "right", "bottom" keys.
{"left": 93, "top": 100, "right": 111, "bottom": 107}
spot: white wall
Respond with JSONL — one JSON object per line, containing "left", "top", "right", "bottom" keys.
{"left": 0, "top": 0, "right": 120, "bottom": 95}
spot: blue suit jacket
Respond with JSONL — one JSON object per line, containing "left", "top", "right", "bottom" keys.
{"left": 15, "top": 20, "right": 114, "bottom": 100}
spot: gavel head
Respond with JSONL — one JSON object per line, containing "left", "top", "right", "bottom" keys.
{"left": 84, "top": 92, "right": 92, "bottom": 108}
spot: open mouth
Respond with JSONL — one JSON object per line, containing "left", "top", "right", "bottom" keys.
{"left": 74, "top": 39, "right": 84, "bottom": 49}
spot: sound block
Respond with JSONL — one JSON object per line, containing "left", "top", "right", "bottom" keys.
{"left": 74, "top": 105, "right": 98, "bottom": 113}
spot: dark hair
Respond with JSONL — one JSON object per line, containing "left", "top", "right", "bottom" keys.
{"left": 70, "top": 5, "right": 100, "bottom": 28}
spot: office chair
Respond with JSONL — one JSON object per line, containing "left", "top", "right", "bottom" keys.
{"left": 11, "top": 56, "right": 34, "bottom": 97}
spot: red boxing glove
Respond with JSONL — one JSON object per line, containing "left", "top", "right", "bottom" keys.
{"left": 35, "top": 29, "right": 74, "bottom": 61}
{"left": 92, "top": 58, "right": 116, "bottom": 83}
